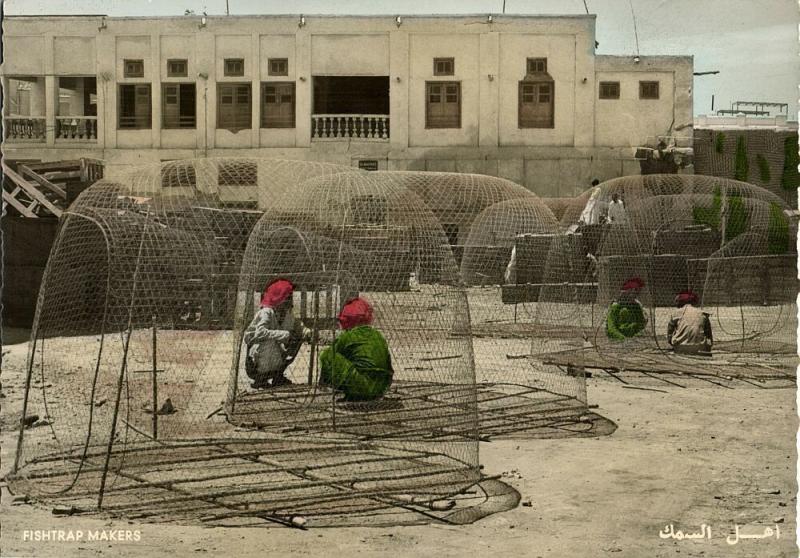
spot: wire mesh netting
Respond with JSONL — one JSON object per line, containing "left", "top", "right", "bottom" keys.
{"left": 377, "top": 172, "right": 601, "bottom": 438}
{"left": 7, "top": 159, "right": 502, "bottom": 528}
{"left": 533, "top": 174, "right": 798, "bottom": 383}
{"left": 227, "top": 172, "right": 479, "bottom": 445}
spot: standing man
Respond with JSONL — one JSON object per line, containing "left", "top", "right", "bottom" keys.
{"left": 607, "top": 192, "right": 627, "bottom": 224}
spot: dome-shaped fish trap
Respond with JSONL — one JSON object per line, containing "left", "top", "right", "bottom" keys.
{"left": 227, "top": 171, "right": 479, "bottom": 471}
{"left": 536, "top": 174, "right": 798, "bottom": 383}
{"left": 8, "top": 159, "right": 500, "bottom": 527}
{"left": 377, "top": 172, "right": 607, "bottom": 437}
{"left": 457, "top": 196, "right": 608, "bottom": 437}
{"left": 541, "top": 192, "right": 593, "bottom": 225}
{"left": 382, "top": 171, "right": 537, "bottom": 254}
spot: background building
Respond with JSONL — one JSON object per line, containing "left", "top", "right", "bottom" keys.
{"left": 2, "top": 14, "right": 692, "bottom": 196}
{"left": 693, "top": 114, "right": 798, "bottom": 208}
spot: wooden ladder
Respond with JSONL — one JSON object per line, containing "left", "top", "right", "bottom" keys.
{"left": 2, "top": 162, "right": 66, "bottom": 218}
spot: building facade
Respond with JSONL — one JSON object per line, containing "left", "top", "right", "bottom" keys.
{"left": 2, "top": 14, "right": 693, "bottom": 196}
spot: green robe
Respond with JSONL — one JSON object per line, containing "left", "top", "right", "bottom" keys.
{"left": 606, "top": 301, "right": 647, "bottom": 341}
{"left": 319, "top": 326, "right": 393, "bottom": 401}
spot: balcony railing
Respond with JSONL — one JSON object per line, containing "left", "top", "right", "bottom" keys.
{"left": 56, "top": 116, "right": 98, "bottom": 141}
{"left": 4, "top": 116, "right": 46, "bottom": 142}
{"left": 311, "top": 114, "right": 389, "bottom": 141}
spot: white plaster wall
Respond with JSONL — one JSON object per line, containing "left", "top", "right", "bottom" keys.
{"left": 115, "top": 36, "right": 152, "bottom": 81}
{"left": 2, "top": 36, "right": 46, "bottom": 75}
{"left": 594, "top": 70, "right": 675, "bottom": 147}
{"left": 214, "top": 35, "right": 253, "bottom": 81}
{"left": 116, "top": 129, "right": 153, "bottom": 148}
{"left": 259, "top": 35, "right": 296, "bottom": 79}
{"left": 159, "top": 35, "right": 196, "bottom": 81}
{"left": 54, "top": 37, "right": 96, "bottom": 75}
{"left": 161, "top": 129, "right": 198, "bottom": 149}
{"left": 497, "top": 33, "right": 576, "bottom": 146}
{"left": 408, "top": 33, "right": 480, "bottom": 147}
{"left": 311, "top": 34, "right": 389, "bottom": 75}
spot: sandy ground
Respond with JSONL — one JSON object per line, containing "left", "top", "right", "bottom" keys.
{"left": 1, "top": 327, "right": 797, "bottom": 558}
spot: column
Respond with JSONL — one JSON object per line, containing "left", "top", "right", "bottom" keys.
{"left": 389, "top": 29, "right": 409, "bottom": 151}
{"left": 151, "top": 32, "right": 161, "bottom": 148}
{"left": 43, "top": 33, "right": 55, "bottom": 146}
{"left": 251, "top": 32, "right": 260, "bottom": 147}
{"left": 478, "top": 31, "right": 499, "bottom": 147}
{"left": 96, "top": 31, "right": 114, "bottom": 149}
{"left": 295, "top": 27, "right": 311, "bottom": 147}
{"left": 196, "top": 27, "right": 215, "bottom": 151}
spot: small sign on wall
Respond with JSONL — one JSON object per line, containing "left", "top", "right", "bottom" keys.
{"left": 358, "top": 160, "right": 379, "bottom": 171}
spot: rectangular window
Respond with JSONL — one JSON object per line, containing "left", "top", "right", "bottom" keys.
{"left": 167, "top": 59, "right": 188, "bottom": 77}
{"left": 218, "top": 160, "right": 258, "bottom": 186}
{"left": 118, "top": 84, "right": 151, "bottom": 129}
{"left": 162, "top": 83, "right": 196, "bottom": 128}
{"left": 426, "top": 81, "right": 461, "bottom": 129}
{"left": 639, "top": 81, "right": 660, "bottom": 100}
{"left": 217, "top": 83, "right": 251, "bottom": 131}
{"left": 599, "top": 81, "right": 620, "bottom": 100}
{"left": 268, "top": 58, "right": 289, "bottom": 76}
{"left": 161, "top": 163, "right": 197, "bottom": 188}
{"left": 124, "top": 59, "right": 144, "bottom": 78}
{"left": 260, "top": 82, "right": 295, "bottom": 128}
{"left": 518, "top": 81, "right": 554, "bottom": 128}
{"left": 526, "top": 58, "right": 547, "bottom": 74}
{"left": 224, "top": 58, "right": 245, "bottom": 77}
{"left": 433, "top": 58, "right": 454, "bottom": 76}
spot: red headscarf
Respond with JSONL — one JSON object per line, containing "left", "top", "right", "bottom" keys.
{"left": 622, "top": 277, "right": 645, "bottom": 291}
{"left": 338, "top": 298, "right": 374, "bottom": 330}
{"left": 675, "top": 290, "right": 699, "bottom": 306}
{"left": 261, "top": 279, "right": 294, "bottom": 309}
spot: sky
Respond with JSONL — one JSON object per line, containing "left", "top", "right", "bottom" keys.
{"left": 4, "top": 0, "right": 798, "bottom": 116}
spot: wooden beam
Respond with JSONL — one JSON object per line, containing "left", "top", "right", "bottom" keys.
{"left": 41, "top": 170, "right": 82, "bottom": 180}
{"left": 2, "top": 190, "right": 37, "bottom": 218}
{"left": 19, "top": 165, "right": 67, "bottom": 199}
{"left": 23, "top": 160, "right": 83, "bottom": 171}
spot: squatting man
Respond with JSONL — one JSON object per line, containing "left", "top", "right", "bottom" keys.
{"left": 243, "top": 279, "right": 394, "bottom": 400}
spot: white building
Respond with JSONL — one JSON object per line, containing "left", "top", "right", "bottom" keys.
{"left": 1, "top": 14, "right": 693, "bottom": 196}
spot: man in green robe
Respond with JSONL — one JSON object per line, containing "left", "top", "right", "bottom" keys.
{"left": 607, "top": 277, "right": 648, "bottom": 341}
{"left": 319, "top": 297, "right": 393, "bottom": 401}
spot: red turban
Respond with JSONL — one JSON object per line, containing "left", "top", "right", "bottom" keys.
{"left": 622, "top": 277, "right": 645, "bottom": 291}
{"left": 338, "top": 298, "right": 374, "bottom": 330}
{"left": 675, "top": 290, "right": 699, "bottom": 306}
{"left": 261, "top": 279, "right": 294, "bottom": 309}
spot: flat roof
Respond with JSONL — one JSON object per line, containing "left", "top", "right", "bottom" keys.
{"left": 5, "top": 13, "right": 596, "bottom": 20}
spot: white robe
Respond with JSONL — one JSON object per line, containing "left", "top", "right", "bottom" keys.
{"left": 243, "top": 307, "right": 297, "bottom": 373}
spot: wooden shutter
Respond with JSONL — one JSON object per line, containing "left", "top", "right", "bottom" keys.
{"left": 518, "top": 81, "right": 554, "bottom": 128}
{"left": 261, "top": 82, "right": 295, "bottom": 128}
{"left": 426, "top": 81, "right": 460, "bottom": 128}
{"left": 218, "top": 84, "right": 251, "bottom": 131}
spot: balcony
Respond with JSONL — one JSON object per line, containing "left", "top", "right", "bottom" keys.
{"left": 4, "top": 117, "right": 46, "bottom": 142}
{"left": 311, "top": 114, "right": 390, "bottom": 141}
{"left": 56, "top": 116, "right": 98, "bottom": 141}
{"left": 311, "top": 76, "right": 389, "bottom": 142}
{"left": 56, "top": 76, "right": 98, "bottom": 143}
